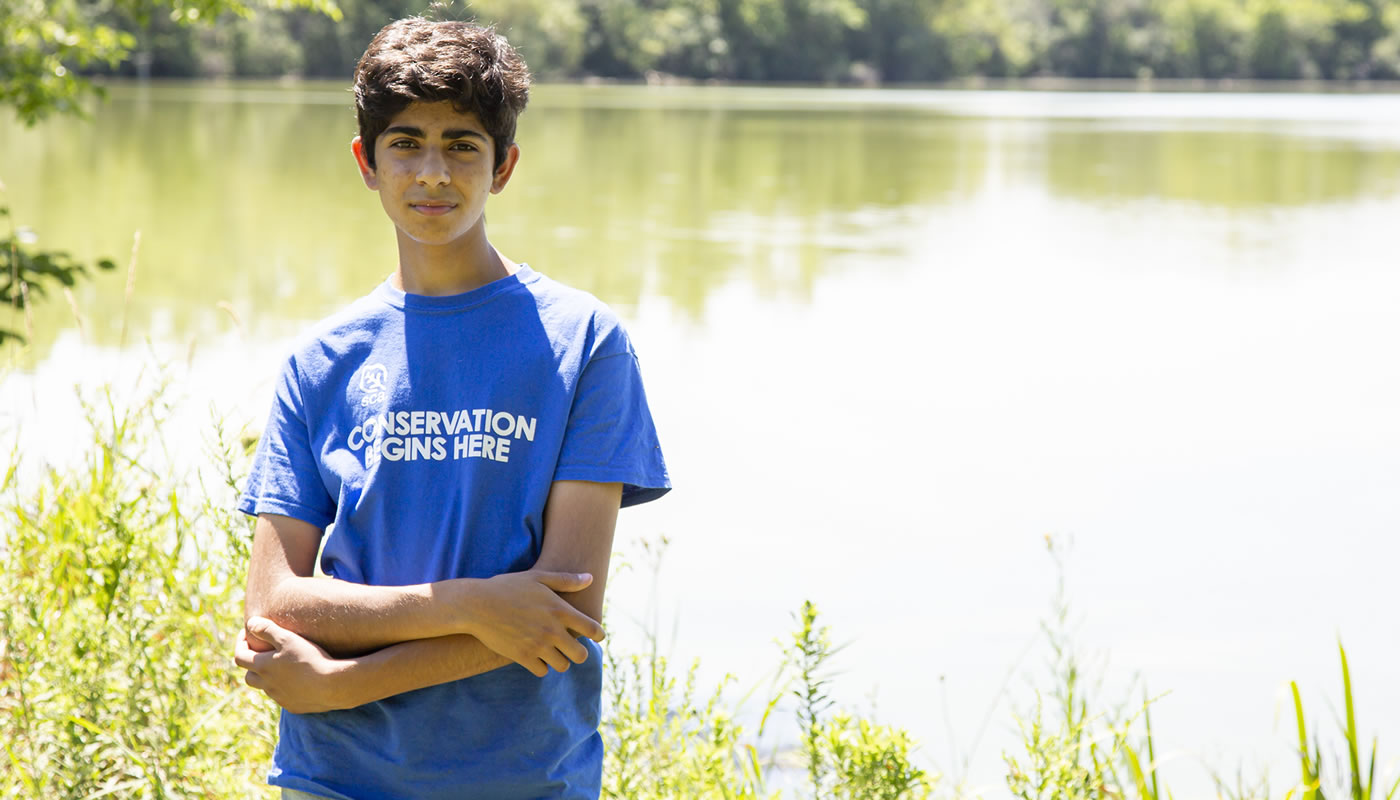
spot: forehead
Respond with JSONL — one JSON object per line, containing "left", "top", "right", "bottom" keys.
{"left": 380, "top": 100, "right": 487, "bottom": 135}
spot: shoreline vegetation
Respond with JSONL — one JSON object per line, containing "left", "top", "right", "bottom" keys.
{"left": 42, "top": 0, "right": 1400, "bottom": 88}
{"left": 73, "top": 73, "right": 1400, "bottom": 93}
{"left": 1, "top": 373, "right": 1394, "bottom": 799}
{"left": 8, "top": 0, "right": 1400, "bottom": 140}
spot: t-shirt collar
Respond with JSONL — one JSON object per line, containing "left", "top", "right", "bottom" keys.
{"left": 374, "top": 264, "right": 539, "bottom": 312}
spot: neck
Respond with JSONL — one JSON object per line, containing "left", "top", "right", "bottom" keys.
{"left": 391, "top": 224, "right": 514, "bottom": 296}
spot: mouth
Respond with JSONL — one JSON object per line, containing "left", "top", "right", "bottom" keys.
{"left": 410, "top": 202, "right": 457, "bottom": 217}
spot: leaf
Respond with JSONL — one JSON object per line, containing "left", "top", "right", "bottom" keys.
{"left": 5, "top": 742, "right": 38, "bottom": 792}
{"left": 1123, "top": 743, "right": 1153, "bottom": 800}
{"left": 1339, "top": 642, "right": 1362, "bottom": 800}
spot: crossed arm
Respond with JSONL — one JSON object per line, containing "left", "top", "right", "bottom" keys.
{"left": 234, "top": 480, "right": 622, "bottom": 713}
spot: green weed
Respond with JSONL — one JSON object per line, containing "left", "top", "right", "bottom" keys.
{"left": 1288, "top": 643, "right": 1400, "bottom": 800}
{"left": 785, "top": 600, "right": 936, "bottom": 800}
{"left": 0, "top": 375, "right": 274, "bottom": 798}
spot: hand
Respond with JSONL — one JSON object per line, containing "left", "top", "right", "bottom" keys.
{"left": 234, "top": 617, "right": 351, "bottom": 714}
{"left": 459, "top": 570, "right": 605, "bottom": 678}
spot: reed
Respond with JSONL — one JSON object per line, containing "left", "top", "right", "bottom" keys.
{"left": 600, "top": 543, "right": 935, "bottom": 800}
{"left": 1288, "top": 643, "right": 1400, "bottom": 800}
{"left": 0, "top": 376, "right": 275, "bottom": 798}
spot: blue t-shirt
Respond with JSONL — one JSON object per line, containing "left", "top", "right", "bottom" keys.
{"left": 238, "top": 266, "right": 670, "bottom": 799}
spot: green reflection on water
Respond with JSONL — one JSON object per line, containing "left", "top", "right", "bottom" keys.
{"left": 1043, "top": 127, "right": 1400, "bottom": 208}
{"left": 2, "top": 82, "right": 1397, "bottom": 364}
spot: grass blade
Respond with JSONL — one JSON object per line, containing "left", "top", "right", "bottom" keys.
{"left": 1124, "top": 743, "right": 1153, "bottom": 800}
{"left": 1293, "top": 682, "right": 1319, "bottom": 800}
{"left": 1146, "top": 692, "right": 1161, "bottom": 800}
{"left": 5, "top": 742, "right": 37, "bottom": 793}
{"left": 1339, "top": 642, "right": 1362, "bottom": 800}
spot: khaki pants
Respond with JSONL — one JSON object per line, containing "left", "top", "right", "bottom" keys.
{"left": 282, "top": 790, "right": 328, "bottom": 800}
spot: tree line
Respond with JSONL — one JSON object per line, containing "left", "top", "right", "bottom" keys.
{"left": 73, "top": 0, "right": 1400, "bottom": 85}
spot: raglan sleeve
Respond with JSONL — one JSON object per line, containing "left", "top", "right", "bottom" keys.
{"left": 237, "top": 353, "right": 337, "bottom": 528}
{"left": 553, "top": 322, "right": 671, "bottom": 508}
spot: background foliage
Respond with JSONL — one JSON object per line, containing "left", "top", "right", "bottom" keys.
{"left": 10, "top": 0, "right": 1400, "bottom": 89}
{"left": 0, "top": 377, "right": 276, "bottom": 798}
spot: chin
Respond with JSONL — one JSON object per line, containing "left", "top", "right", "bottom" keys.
{"left": 399, "top": 225, "right": 471, "bottom": 247}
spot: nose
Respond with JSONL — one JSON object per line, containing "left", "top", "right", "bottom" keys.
{"left": 415, "top": 147, "right": 450, "bottom": 187}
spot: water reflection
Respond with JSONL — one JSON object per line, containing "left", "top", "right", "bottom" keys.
{"left": 2, "top": 84, "right": 1399, "bottom": 364}
{"left": 1043, "top": 127, "right": 1400, "bottom": 209}
{"left": 496, "top": 104, "right": 986, "bottom": 317}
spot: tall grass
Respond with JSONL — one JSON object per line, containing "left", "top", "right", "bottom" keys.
{"left": 600, "top": 545, "right": 936, "bottom": 800}
{"left": 1003, "top": 537, "right": 1137, "bottom": 800}
{"left": 1289, "top": 643, "right": 1400, "bottom": 800}
{"left": 1, "top": 378, "right": 1395, "bottom": 800}
{"left": 1004, "top": 538, "right": 1399, "bottom": 800}
{"left": 0, "top": 375, "right": 275, "bottom": 798}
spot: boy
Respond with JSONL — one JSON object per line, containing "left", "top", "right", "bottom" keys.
{"left": 232, "top": 17, "right": 670, "bottom": 799}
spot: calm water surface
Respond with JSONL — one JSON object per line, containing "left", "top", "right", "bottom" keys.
{"left": 3, "top": 83, "right": 1399, "bottom": 796}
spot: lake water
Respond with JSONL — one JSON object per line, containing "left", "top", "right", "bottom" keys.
{"left": 3, "top": 82, "right": 1399, "bottom": 797}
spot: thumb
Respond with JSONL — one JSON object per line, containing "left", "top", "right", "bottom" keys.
{"left": 246, "top": 616, "right": 290, "bottom": 648}
{"left": 535, "top": 571, "right": 593, "bottom": 593}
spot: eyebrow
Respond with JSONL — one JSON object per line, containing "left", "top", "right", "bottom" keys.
{"left": 382, "top": 125, "right": 488, "bottom": 142}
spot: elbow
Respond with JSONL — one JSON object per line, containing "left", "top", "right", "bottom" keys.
{"left": 243, "top": 598, "right": 272, "bottom": 629}
{"left": 243, "top": 573, "right": 293, "bottom": 626}
{"left": 243, "top": 597, "right": 266, "bottom": 625}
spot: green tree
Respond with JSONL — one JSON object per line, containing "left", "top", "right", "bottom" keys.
{"left": 2, "top": 0, "right": 340, "bottom": 126}
{"left": 469, "top": 0, "right": 588, "bottom": 76}
{"left": 0, "top": 0, "right": 341, "bottom": 345}
{"left": 576, "top": 0, "right": 730, "bottom": 79}
{"left": 846, "top": 0, "right": 944, "bottom": 81}
{"left": 715, "top": 0, "right": 867, "bottom": 81}
{"left": 929, "top": 0, "right": 1040, "bottom": 77}
{"left": 1156, "top": 0, "right": 1251, "bottom": 79}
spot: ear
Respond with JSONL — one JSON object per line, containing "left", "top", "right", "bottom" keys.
{"left": 351, "top": 136, "right": 378, "bottom": 190}
{"left": 490, "top": 143, "right": 521, "bottom": 195}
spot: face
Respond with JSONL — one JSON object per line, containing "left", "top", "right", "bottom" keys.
{"left": 352, "top": 101, "right": 519, "bottom": 249}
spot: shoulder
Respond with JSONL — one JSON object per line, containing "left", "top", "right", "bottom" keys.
{"left": 281, "top": 290, "right": 391, "bottom": 381}
{"left": 521, "top": 269, "right": 633, "bottom": 361}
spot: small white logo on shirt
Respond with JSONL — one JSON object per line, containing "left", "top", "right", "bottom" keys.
{"left": 359, "top": 363, "right": 389, "bottom": 407}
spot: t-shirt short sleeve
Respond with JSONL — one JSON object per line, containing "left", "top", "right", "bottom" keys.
{"left": 553, "top": 348, "right": 671, "bottom": 508}
{"left": 238, "top": 355, "right": 337, "bottom": 528}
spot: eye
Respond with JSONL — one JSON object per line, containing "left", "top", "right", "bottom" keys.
{"left": 450, "top": 142, "right": 478, "bottom": 152}
{"left": 389, "top": 139, "right": 418, "bottom": 149}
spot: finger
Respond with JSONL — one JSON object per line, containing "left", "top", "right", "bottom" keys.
{"left": 244, "top": 670, "right": 266, "bottom": 690}
{"left": 235, "top": 635, "right": 278, "bottom": 671}
{"left": 522, "top": 659, "right": 548, "bottom": 678}
{"left": 243, "top": 625, "right": 276, "bottom": 653}
{"left": 564, "top": 610, "right": 605, "bottom": 642}
{"left": 533, "top": 571, "right": 593, "bottom": 593}
{"left": 558, "top": 636, "right": 589, "bottom": 665}
{"left": 246, "top": 616, "right": 289, "bottom": 648}
{"left": 233, "top": 638, "right": 259, "bottom": 669}
{"left": 540, "top": 648, "right": 570, "bottom": 674}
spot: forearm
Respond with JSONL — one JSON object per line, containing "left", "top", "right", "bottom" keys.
{"left": 327, "top": 634, "right": 514, "bottom": 707}
{"left": 243, "top": 496, "right": 615, "bottom": 673}
{"left": 249, "top": 575, "right": 470, "bottom": 658}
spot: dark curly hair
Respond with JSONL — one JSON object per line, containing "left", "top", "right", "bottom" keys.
{"left": 353, "top": 18, "right": 531, "bottom": 171}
